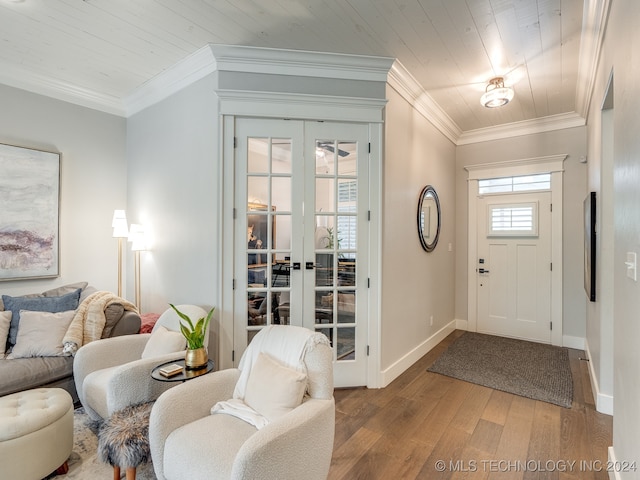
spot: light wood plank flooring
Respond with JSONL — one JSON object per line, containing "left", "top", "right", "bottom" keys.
{"left": 329, "top": 330, "right": 613, "bottom": 480}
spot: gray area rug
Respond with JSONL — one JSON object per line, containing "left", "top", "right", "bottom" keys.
{"left": 46, "top": 408, "right": 156, "bottom": 479}
{"left": 427, "top": 332, "right": 573, "bottom": 408}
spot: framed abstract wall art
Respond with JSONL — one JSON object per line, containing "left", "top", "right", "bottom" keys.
{"left": 0, "top": 143, "right": 60, "bottom": 280}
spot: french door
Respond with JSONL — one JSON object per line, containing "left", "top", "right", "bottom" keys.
{"left": 233, "top": 117, "right": 370, "bottom": 387}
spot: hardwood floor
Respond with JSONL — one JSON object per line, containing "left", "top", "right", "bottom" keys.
{"left": 328, "top": 330, "right": 613, "bottom": 480}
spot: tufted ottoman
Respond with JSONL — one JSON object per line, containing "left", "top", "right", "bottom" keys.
{"left": 0, "top": 388, "right": 74, "bottom": 480}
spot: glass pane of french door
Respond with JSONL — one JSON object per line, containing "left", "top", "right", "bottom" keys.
{"left": 235, "top": 118, "right": 369, "bottom": 387}
{"left": 235, "top": 119, "right": 304, "bottom": 351}
{"left": 305, "top": 122, "right": 369, "bottom": 386}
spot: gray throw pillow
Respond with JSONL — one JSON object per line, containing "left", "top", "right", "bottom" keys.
{"left": 42, "top": 281, "right": 88, "bottom": 298}
{"left": 2, "top": 288, "right": 82, "bottom": 346}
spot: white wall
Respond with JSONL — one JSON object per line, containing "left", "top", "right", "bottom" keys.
{"left": 381, "top": 84, "right": 457, "bottom": 375}
{"left": 455, "top": 127, "right": 588, "bottom": 342}
{"left": 126, "top": 75, "right": 220, "bottom": 356}
{"left": 589, "top": 0, "right": 640, "bottom": 470}
{"left": 585, "top": 81, "right": 614, "bottom": 413}
{"left": 0, "top": 84, "right": 127, "bottom": 296}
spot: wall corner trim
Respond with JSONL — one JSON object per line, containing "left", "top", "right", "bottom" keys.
{"left": 585, "top": 339, "right": 614, "bottom": 416}
{"left": 562, "top": 335, "right": 586, "bottom": 350}
{"left": 379, "top": 320, "right": 456, "bottom": 388}
{"left": 125, "top": 45, "right": 217, "bottom": 116}
{"left": 608, "top": 447, "right": 622, "bottom": 480}
{"left": 387, "top": 60, "right": 462, "bottom": 144}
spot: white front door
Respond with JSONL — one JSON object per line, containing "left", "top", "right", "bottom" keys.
{"left": 233, "top": 117, "right": 370, "bottom": 387}
{"left": 476, "top": 191, "right": 552, "bottom": 343}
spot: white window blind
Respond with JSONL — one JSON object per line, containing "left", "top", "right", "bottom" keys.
{"left": 488, "top": 202, "right": 538, "bottom": 236}
{"left": 337, "top": 180, "right": 357, "bottom": 258}
{"left": 479, "top": 173, "right": 550, "bottom": 194}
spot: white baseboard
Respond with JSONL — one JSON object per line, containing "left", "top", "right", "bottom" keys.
{"left": 455, "top": 318, "right": 469, "bottom": 330}
{"left": 608, "top": 446, "right": 621, "bottom": 480}
{"left": 379, "top": 320, "right": 456, "bottom": 387}
{"left": 585, "top": 340, "right": 614, "bottom": 416}
{"left": 563, "top": 335, "right": 585, "bottom": 350}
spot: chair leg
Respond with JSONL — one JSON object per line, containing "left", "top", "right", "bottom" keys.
{"left": 113, "top": 465, "right": 121, "bottom": 480}
{"left": 126, "top": 466, "right": 137, "bottom": 480}
{"left": 55, "top": 461, "right": 69, "bottom": 475}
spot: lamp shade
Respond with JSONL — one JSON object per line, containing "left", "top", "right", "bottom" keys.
{"left": 112, "top": 210, "right": 129, "bottom": 238}
{"left": 128, "top": 224, "right": 147, "bottom": 251}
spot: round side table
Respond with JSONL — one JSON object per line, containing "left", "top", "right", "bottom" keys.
{"left": 151, "top": 359, "right": 215, "bottom": 382}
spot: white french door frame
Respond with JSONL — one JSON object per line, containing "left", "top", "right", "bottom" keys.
{"left": 465, "top": 155, "right": 567, "bottom": 347}
{"left": 219, "top": 114, "right": 383, "bottom": 388}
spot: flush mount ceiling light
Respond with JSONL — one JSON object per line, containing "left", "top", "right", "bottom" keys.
{"left": 480, "top": 77, "right": 514, "bottom": 108}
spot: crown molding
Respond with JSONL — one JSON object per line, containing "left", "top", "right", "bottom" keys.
{"left": 217, "top": 89, "right": 387, "bottom": 123}
{"left": 124, "top": 44, "right": 394, "bottom": 116}
{"left": 125, "top": 45, "right": 217, "bottom": 116}
{"left": 464, "top": 154, "right": 568, "bottom": 179}
{"left": 209, "top": 44, "right": 394, "bottom": 82}
{"left": 386, "top": 61, "right": 585, "bottom": 146}
{"left": 0, "top": 62, "right": 125, "bottom": 116}
{"left": 575, "top": 0, "right": 612, "bottom": 119}
{"left": 456, "top": 112, "right": 586, "bottom": 146}
{"left": 387, "top": 61, "right": 461, "bottom": 144}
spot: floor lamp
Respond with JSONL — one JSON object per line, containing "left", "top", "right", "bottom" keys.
{"left": 128, "top": 224, "right": 147, "bottom": 311}
{"left": 112, "top": 210, "right": 128, "bottom": 298}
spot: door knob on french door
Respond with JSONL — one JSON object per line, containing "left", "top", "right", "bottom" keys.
{"left": 292, "top": 262, "right": 301, "bottom": 270}
{"left": 305, "top": 262, "right": 316, "bottom": 270}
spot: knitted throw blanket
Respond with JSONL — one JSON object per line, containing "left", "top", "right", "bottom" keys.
{"left": 62, "top": 291, "right": 138, "bottom": 355}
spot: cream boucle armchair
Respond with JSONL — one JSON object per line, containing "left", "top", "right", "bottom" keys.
{"left": 73, "top": 304, "right": 208, "bottom": 421}
{"left": 149, "top": 325, "right": 335, "bottom": 480}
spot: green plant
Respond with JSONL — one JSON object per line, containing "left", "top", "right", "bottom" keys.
{"left": 169, "top": 304, "right": 214, "bottom": 350}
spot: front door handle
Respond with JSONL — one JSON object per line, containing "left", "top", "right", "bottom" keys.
{"left": 478, "top": 268, "right": 490, "bottom": 274}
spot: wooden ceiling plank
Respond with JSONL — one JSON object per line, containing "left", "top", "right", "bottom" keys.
{"left": 267, "top": 0, "right": 374, "bottom": 54}
{"left": 384, "top": 0, "right": 463, "bottom": 88}
{"left": 559, "top": 0, "right": 583, "bottom": 112}
{"left": 536, "top": 0, "right": 563, "bottom": 115}
{"left": 418, "top": 0, "right": 481, "bottom": 88}
{"left": 0, "top": 3, "right": 153, "bottom": 95}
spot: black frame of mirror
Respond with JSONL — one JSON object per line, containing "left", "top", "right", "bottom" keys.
{"left": 417, "top": 185, "right": 441, "bottom": 252}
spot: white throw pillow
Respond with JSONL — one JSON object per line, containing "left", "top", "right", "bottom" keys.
{"left": 141, "top": 325, "right": 186, "bottom": 359}
{"left": 9, "top": 310, "right": 75, "bottom": 358}
{"left": 244, "top": 352, "right": 308, "bottom": 422}
{"left": 0, "top": 310, "right": 11, "bottom": 355}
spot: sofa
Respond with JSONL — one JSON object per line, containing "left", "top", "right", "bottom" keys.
{"left": 0, "top": 282, "right": 141, "bottom": 404}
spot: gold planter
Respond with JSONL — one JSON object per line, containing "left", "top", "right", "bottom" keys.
{"left": 185, "top": 347, "right": 208, "bottom": 370}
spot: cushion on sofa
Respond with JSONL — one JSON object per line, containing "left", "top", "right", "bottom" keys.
{"left": 9, "top": 310, "right": 75, "bottom": 358}
{"left": 0, "top": 356, "right": 74, "bottom": 397}
{"left": 2, "top": 288, "right": 82, "bottom": 346}
{"left": 0, "top": 311, "right": 11, "bottom": 356}
{"left": 42, "top": 282, "right": 89, "bottom": 298}
{"left": 141, "top": 325, "right": 186, "bottom": 359}
{"left": 0, "top": 282, "right": 89, "bottom": 311}
{"left": 244, "top": 352, "right": 308, "bottom": 422}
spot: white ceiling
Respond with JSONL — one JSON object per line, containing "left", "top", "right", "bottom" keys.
{"left": 0, "top": 0, "right": 596, "bottom": 135}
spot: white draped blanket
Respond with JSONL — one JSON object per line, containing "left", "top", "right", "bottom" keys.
{"left": 62, "top": 291, "right": 138, "bottom": 355}
{"left": 211, "top": 325, "right": 330, "bottom": 429}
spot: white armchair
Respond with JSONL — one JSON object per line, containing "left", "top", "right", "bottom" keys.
{"left": 149, "top": 325, "right": 335, "bottom": 480}
{"left": 73, "top": 304, "right": 209, "bottom": 421}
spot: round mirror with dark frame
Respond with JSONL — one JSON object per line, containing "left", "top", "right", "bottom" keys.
{"left": 417, "top": 185, "right": 441, "bottom": 252}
